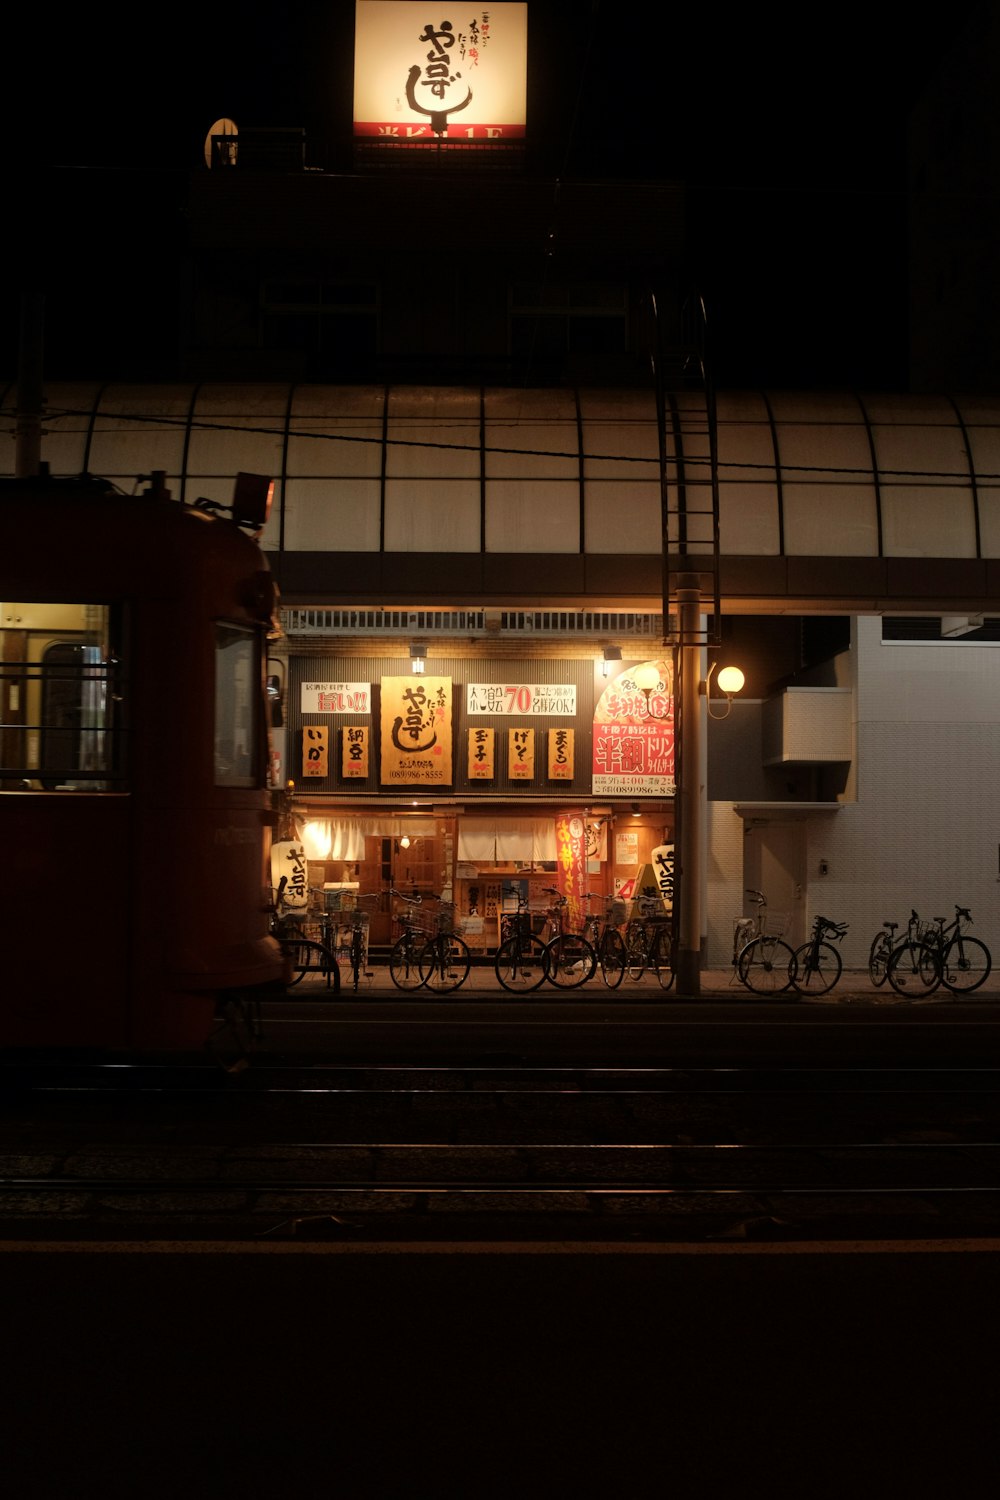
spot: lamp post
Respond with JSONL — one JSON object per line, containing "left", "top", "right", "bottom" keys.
{"left": 675, "top": 577, "right": 704, "bottom": 996}
{"left": 671, "top": 580, "right": 744, "bottom": 997}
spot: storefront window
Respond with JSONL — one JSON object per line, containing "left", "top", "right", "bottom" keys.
{"left": 214, "top": 623, "right": 260, "bottom": 787}
{"left": 0, "top": 603, "right": 124, "bottom": 789}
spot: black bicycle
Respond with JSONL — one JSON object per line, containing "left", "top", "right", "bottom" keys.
{"left": 620, "top": 891, "right": 675, "bottom": 991}
{"left": 417, "top": 898, "right": 472, "bottom": 994}
{"left": 581, "top": 894, "right": 628, "bottom": 990}
{"left": 270, "top": 879, "right": 340, "bottom": 994}
{"left": 341, "top": 894, "right": 378, "bottom": 993}
{"left": 539, "top": 888, "right": 598, "bottom": 989}
{"left": 886, "top": 910, "right": 941, "bottom": 997}
{"left": 388, "top": 889, "right": 428, "bottom": 991}
{"left": 494, "top": 898, "right": 548, "bottom": 993}
{"left": 788, "top": 914, "right": 849, "bottom": 996}
{"left": 868, "top": 919, "right": 899, "bottom": 987}
{"left": 922, "top": 905, "right": 992, "bottom": 994}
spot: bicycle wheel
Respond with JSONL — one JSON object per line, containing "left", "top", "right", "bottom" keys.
{"left": 419, "top": 933, "right": 471, "bottom": 993}
{"left": 599, "top": 929, "right": 627, "bottom": 989}
{"left": 544, "top": 934, "right": 598, "bottom": 988}
{"left": 789, "top": 940, "right": 842, "bottom": 996}
{"left": 494, "top": 934, "right": 547, "bottom": 993}
{"left": 868, "top": 933, "right": 892, "bottom": 987}
{"left": 649, "top": 926, "right": 675, "bottom": 991}
{"left": 887, "top": 939, "right": 940, "bottom": 997}
{"left": 389, "top": 934, "right": 425, "bottom": 991}
{"left": 350, "top": 930, "right": 365, "bottom": 992}
{"left": 940, "top": 935, "right": 991, "bottom": 993}
{"left": 737, "top": 936, "right": 795, "bottom": 995}
{"left": 285, "top": 939, "right": 339, "bottom": 991}
{"left": 624, "top": 924, "right": 648, "bottom": 982}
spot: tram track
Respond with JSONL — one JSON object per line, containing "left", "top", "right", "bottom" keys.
{"left": 3, "top": 1059, "right": 1000, "bottom": 1241}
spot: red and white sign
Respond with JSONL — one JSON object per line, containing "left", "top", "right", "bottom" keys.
{"left": 591, "top": 660, "right": 675, "bottom": 797}
{"left": 554, "top": 812, "right": 588, "bottom": 932}
{"left": 354, "top": 2, "right": 528, "bottom": 140}
{"left": 301, "top": 682, "right": 371, "bottom": 713}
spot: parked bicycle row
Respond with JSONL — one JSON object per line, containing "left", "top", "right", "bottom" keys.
{"left": 270, "top": 878, "right": 993, "bottom": 999}
{"left": 269, "top": 883, "right": 676, "bottom": 995}
{"left": 732, "top": 889, "right": 992, "bottom": 997}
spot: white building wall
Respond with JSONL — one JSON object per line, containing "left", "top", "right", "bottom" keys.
{"left": 707, "top": 616, "right": 1000, "bottom": 971}
{"left": 706, "top": 803, "right": 745, "bottom": 969}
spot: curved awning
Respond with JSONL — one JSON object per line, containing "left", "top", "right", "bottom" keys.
{"left": 3, "top": 382, "right": 999, "bottom": 611}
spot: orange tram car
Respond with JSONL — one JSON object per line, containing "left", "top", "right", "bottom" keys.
{"left": 0, "top": 470, "right": 286, "bottom": 1050}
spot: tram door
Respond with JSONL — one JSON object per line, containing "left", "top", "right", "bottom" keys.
{"left": 743, "top": 821, "right": 805, "bottom": 947}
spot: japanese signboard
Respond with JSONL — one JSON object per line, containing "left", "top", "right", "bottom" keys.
{"left": 548, "top": 727, "right": 575, "bottom": 781}
{"left": 354, "top": 2, "right": 528, "bottom": 141}
{"left": 592, "top": 659, "right": 675, "bottom": 796}
{"left": 508, "top": 727, "right": 534, "bottom": 780}
{"left": 468, "top": 726, "right": 495, "bottom": 779}
{"left": 271, "top": 840, "right": 308, "bottom": 909}
{"left": 651, "top": 843, "right": 675, "bottom": 914}
{"left": 302, "top": 725, "right": 329, "bottom": 778}
{"left": 380, "top": 676, "right": 453, "bottom": 785}
{"left": 467, "top": 683, "right": 576, "bottom": 715}
{"left": 342, "top": 725, "right": 369, "bottom": 778}
{"left": 301, "top": 682, "right": 372, "bottom": 713}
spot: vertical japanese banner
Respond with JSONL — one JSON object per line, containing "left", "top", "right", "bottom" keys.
{"left": 341, "top": 725, "right": 369, "bottom": 778}
{"left": 302, "top": 725, "right": 329, "bottom": 778}
{"left": 508, "top": 727, "right": 534, "bottom": 780}
{"left": 584, "top": 819, "right": 608, "bottom": 863}
{"left": 270, "top": 840, "right": 308, "bottom": 908}
{"left": 548, "top": 727, "right": 574, "bottom": 780}
{"left": 554, "top": 812, "right": 588, "bottom": 932}
{"left": 651, "top": 843, "right": 675, "bottom": 914}
{"left": 468, "top": 726, "right": 495, "bottom": 779}
{"left": 380, "top": 677, "right": 452, "bottom": 785}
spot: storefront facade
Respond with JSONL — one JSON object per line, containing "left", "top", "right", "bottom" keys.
{"left": 273, "top": 643, "right": 676, "bottom": 952}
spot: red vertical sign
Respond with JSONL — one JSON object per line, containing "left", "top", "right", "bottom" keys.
{"left": 554, "top": 812, "right": 588, "bottom": 933}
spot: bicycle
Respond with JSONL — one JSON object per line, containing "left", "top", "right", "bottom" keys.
{"left": 494, "top": 898, "right": 548, "bottom": 993}
{"left": 337, "top": 893, "right": 378, "bottom": 993}
{"left": 789, "top": 914, "right": 849, "bottom": 995}
{"left": 539, "top": 887, "right": 598, "bottom": 989}
{"left": 581, "top": 893, "right": 628, "bottom": 990}
{"left": 270, "top": 880, "right": 340, "bottom": 994}
{"left": 388, "top": 889, "right": 428, "bottom": 991}
{"left": 620, "top": 889, "right": 674, "bottom": 990}
{"left": 734, "top": 889, "right": 794, "bottom": 996}
{"left": 868, "top": 919, "right": 899, "bottom": 987}
{"left": 922, "top": 905, "right": 992, "bottom": 994}
{"left": 886, "top": 910, "right": 941, "bottom": 997}
{"left": 417, "top": 897, "right": 472, "bottom": 994}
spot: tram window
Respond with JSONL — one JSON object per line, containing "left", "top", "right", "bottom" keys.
{"left": 215, "top": 623, "right": 260, "bottom": 787}
{"left": 0, "top": 604, "right": 123, "bottom": 790}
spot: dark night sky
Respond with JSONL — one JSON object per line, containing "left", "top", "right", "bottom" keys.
{"left": 5, "top": 1, "right": 989, "bottom": 389}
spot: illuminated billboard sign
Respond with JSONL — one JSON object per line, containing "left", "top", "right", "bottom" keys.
{"left": 354, "top": 2, "right": 528, "bottom": 140}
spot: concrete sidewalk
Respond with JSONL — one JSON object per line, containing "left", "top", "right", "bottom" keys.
{"left": 314, "top": 960, "right": 1000, "bottom": 1005}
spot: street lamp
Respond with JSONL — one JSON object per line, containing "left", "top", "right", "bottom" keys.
{"left": 703, "top": 663, "right": 745, "bottom": 719}
{"left": 632, "top": 661, "right": 670, "bottom": 719}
